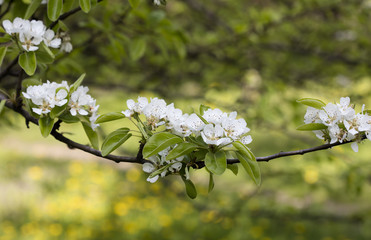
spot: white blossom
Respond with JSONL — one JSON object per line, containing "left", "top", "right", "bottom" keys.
{"left": 304, "top": 96, "right": 371, "bottom": 152}
{"left": 201, "top": 124, "right": 232, "bottom": 146}
{"left": 122, "top": 97, "right": 148, "bottom": 118}
{"left": 2, "top": 18, "right": 65, "bottom": 52}
{"left": 142, "top": 97, "right": 167, "bottom": 127}
{"left": 43, "top": 29, "right": 61, "bottom": 49}
{"left": 203, "top": 108, "right": 228, "bottom": 125}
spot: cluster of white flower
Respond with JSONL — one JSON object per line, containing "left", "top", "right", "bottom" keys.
{"left": 304, "top": 97, "right": 371, "bottom": 152}
{"left": 23, "top": 81, "right": 100, "bottom": 130}
{"left": 123, "top": 97, "right": 252, "bottom": 146}
{"left": 69, "top": 86, "right": 100, "bottom": 130}
{"left": 142, "top": 147, "right": 183, "bottom": 183}
{"left": 2, "top": 18, "right": 61, "bottom": 52}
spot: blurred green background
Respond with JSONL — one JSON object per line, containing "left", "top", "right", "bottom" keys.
{"left": 2, "top": 0, "right": 371, "bottom": 239}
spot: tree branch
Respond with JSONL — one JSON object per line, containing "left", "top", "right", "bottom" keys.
{"left": 0, "top": 91, "right": 361, "bottom": 167}
{"left": 0, "top": 0, "right": 14, "bottom": 19}
{"left": 0, "top": 92, "right": 143, "bottom": 164}
{"left": 48, "top": 0, "right": 105, "bottom": 29}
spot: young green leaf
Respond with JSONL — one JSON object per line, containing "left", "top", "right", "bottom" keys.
{"left": 296, "top": 123, "right": 327, "bottom": 131}
{"left": 58, "top": 112, "right": 80, "bottom": 123}
{"left": 227, "top": 164, "right": 239, "bottom": 175}
{"left": 204, "top": 151, "right": 227, "bottom": 175}
{"left": 49, "top": 104, "right": 67, "bottom": 119}
{"left": 149, "top": 164, "right": 171, "bottom": 179}
{"left": 181, "top": 176, "right": 197, "bottom": 199}
{"left": 129, "top": 0, "right": 141, "bottom": 9}
{"left": 22, "top": 78, "right": 41, "bottom": 88}
{"left": 143, "top": 132, "right": 183, "bottom": 158}
{"left": 101, "top": 128, "right": 131, "bottom": 156}
{"left": 208, "top": 173, "right": 214, "bottom": 193}
{"left": 199, "top": 104, "right": 211, "bottom": 115}
{"left": 195, "top": 113, "right": 209, "bottom": 124}
{"left": 0, "top": 100, "right": 5, "bottom": 114}
{"left": 39, "top": 116, "right": 55, "bottom": 138}
{"left": 47, "top": 0, "right": 63, "bottom": 21}
{"left": 36, "top": 43, "right": 55, "bottom": 64}
{"left": 166, "top": 142, "right": 198, "bottom": 160}
{"left": 19, "top": 51, "right": 37, "bottom": 76}
{"left": 70, "top": 73, "right": 86, "bottom": 93}
{"left": 24, "top": 0, "right": 43, "bottom": 19}
{"left": 0, "top": 46, "right": 7, "bottom": 67}
{"left": 233, "top": 141, "right": 261, "bottom": 185}
{"left": 96, "top": 112, "right": 125, "bottom": 124}
{"left": 82, "top": 122, "right": 99, "bottom": 150}
{"left": 297, "top": 98, "right": 326, "bottom": 109}
{"left": 79, "top": 0, "right": 91, "bottom": 13}
{"left": 235, "top": 152, "right": 261, "bottom": 186}
{"left": 130, "top": 38, "right": 146, "bottom": 61}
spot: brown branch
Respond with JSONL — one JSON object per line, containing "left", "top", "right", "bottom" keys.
{"left": 0, "top": 91, "right": 144, "bottom": 165}
{"left": 0, "top": 91, "right": 362, "bottom": 167}
{"left": 48, "top": 0, "right": 105, "bottom": 29}
{"left": 0, "top": 0, "right": 14, "bottom": 19}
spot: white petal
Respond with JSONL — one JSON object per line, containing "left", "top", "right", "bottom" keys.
{"left": 351, "top": 142, "right": 359, "bottom": 152}
{"left": 146, "top": 175, "right": 159, "bottom": 183}
{"left": 78, "top": 109, "right": 88, "bottom": 115}
{"left": 142, "top": 163, "right": 155, "bottom": 173}
{"left": 70, "top": 108, "right": 77, "bottom": 116}
{"left": 32, "top": 108, "right": 42, "bottom": 115}
{"left": 49, "top": 38, "right": 61, "bottom": 48}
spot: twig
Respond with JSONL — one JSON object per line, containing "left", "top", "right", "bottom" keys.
{"left": 48, "top": 0, "right": 105, "bottom": 29}
{"left": 0, "top": 91, "right": 362, "bottom": 166}
{"left": 0, "top": 0, "right": 14, "bottom": 19}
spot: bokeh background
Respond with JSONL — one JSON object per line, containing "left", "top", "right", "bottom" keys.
{"left": 1, "top": 0, "right": 371, "bottom": 239}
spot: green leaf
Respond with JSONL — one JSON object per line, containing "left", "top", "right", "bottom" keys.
{"left": 0, "top": 46, "right": 7, "bottom": 67}
{"left": 79, "top": 0, "right": 91, "bottom": 13}
{"left": 101, "top": 128, "right": 131, "bottom": 156}
{"left": 36, "top": 43, "right": 55, "bottom": 64}
{"left": 130, "top": 38, "right": 146, "bottom": 61}
{"left": 47, "top": 0, "right": 63, "bottom": 21}
{"left": 166, "top": 142, "right": 198, "bottom": 160}
{"left": 39, "top": 116, "right": 55, "bottom": 138}
{"left": 187, "top": 135, "right": 208, "bottom": 148}
{"left": 128, "top": 0, "right": 140, "bottom": 8}
{"left": 24, "top": 0, "right": 43, "bottom": 19}
{"left": 195, "top": 113, "right": 209, "bottom": 124}
{"left": 149, "top": 164, "right": 171, "bottom": 179}
{"left": 0, "top": 100, "right": 5, "bottom": 114}
{"left": 363, "top": 110, "right": 371, "bottom": 115}
{"left": 143, "top": 132, "right": 183, "bottom": 158}
{"left": 63, "top": 0, "right": 76, "bottom": 12}
{"left": 70, "top": 73, "right": 86, "bottom": 93}
{"left": 296, "top": 123, "right": 327, "bottom": 131}
{"left": 181, "top": 176, "right": 197, "bottom": 199}
{"left": 297, "top": 98, "right": 326, "bottom": 109}
{"left": 49, "top": 105, "right": 67, "bottom": 119}
{"left": 233, "top": 141, "right": 261, "bottom": 185}
{"left": 82, "top": 122, "right": 99, "bottom": 150}
{"left": 208, "top": 173, "right": 214, "bottom": 193}
{"left": 58, "top": 112, "right": 80, "bottom": 123}
{"left": 199, "top": 104, "right": 211, "bottom": 115}
{"left": 204, "top": 151, "right": 227, "bottom": 175}
{"left": 19, "top": 51, "right": 37, "bottom": 76}
{"left": 22, "top": 78, "right": 41, "bottom": 88}
{"left": 96, "top": 112, "right": 125, "bottom": 124}
{"left": 227, "top": 164, "right": 239, "bottom": 175}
